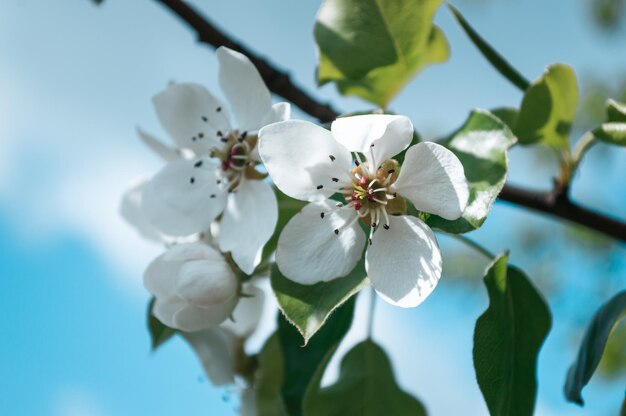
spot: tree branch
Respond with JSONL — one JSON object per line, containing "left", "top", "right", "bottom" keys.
{"left": 154, "top": 0, "right": 338, "bottom": 123}
{"left": 154, "top": 0, "right": 626, "bottom": 243}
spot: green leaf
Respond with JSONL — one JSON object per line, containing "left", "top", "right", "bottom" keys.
{"left": 447, "top": 4, "right": 529, "bottom": 91}
{"left": 593, "top": 122, "right": 626, "bottom": 146}
{"left": 491, "top": 107, "right": 519, "bottom": 132}
{"left": 271, "top": 258, "right": 367, "bottom": 344}
{"left": 314, "top": 0, "right": 449, "bottom": 107}
{"left": 607, "top": 98, "right": 626, "bottom": 123}
{"left": 147, "top": 297, "right": 175, "bottom": 351}
{"left": 255, "top": 334, "right": 289, "bottom": 416}
{"left": 426, "top": 110, "right": 516, "bottom": 234}
{"left": 261, "top": 188, "right": 306, "bottom": 265}
{"left": 564, "top": 291, "right": 626, "bottom": 406}
{"left": 304, "top": 340, "right": 427, "bottom": 416}
{"left": 278, "top": 297, "right": 356, "bottom": 416}
{"left": 474, "top": 253, "right": 552, "bottom": 416}
{"left": 514, "top": 64, "right": 579, "bottom": 148}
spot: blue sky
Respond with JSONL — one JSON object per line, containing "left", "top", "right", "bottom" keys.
{"left": 0, "top": 0, "right": 624, "bottom": 415}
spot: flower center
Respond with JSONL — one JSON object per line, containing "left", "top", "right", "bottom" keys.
{"left": 211, "top": 130, "right": 264, "bottom": 191}
{"left": 319, "top": 154, "right": 407, "bottom": 245}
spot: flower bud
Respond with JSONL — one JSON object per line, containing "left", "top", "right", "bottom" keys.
{"left": 145, "top": 243, "right": 238, "bottom": 332}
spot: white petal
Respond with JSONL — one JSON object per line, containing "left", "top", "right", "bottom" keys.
{"left": 221, "top": 284, "right": 265, "bottom": 337}
{"left": 219, "top": 179, "right": 278, "bottom": 274}
{"left": 217, "top": 46, "right": 272, "bottom": 132}
{"left": 175, "top": 259, "right": 238, "bottom": 308}
{"left": 152, "top": 82, "right": 230, "bottom": 153}
{"left": 152, "top": 296, "right": 185, "bottom": 329}
{"left": 142, "top": 159, "right": 227, "bottom": 236}
{"left": 173, "top": 298, "right": 238, "bottom": 331}
{"left": 258, "top": 120, "right": 352, "bottom": 202}
{"left": 120, "top": 178, "right": 163, "bottom": 242}
{"left": 181, "top": 328, "right": 236, "bottom": 386}
{"left": 261, "top": 102, "right": 291, "bottom": 126}
{"left": 136, "top": 127, "right": 179, "bottom": 162}
{"left": 331, "top": 115, "right": 413, "bottom": 167}
{"left": 144, "top": 243, "right": 222, "bottom": 298}
{"left": 276, "top": 201, "right": 366, "bottom": 284}
{"left": 366, "top": 215, "right": 442, "bottom": 308}
{"left": 394, "top": 142, "right": 469, "bottom": 220}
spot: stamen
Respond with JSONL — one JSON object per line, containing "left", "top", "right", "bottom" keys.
{"left": 189, "top": 177, "right": 195, "bottom": 184}
{"left": 368, "top": 146, "right": 377, "bottom": 177}
{"left": 354, "top": 152, "right": 364, "bottom": 167}
{"left": 329, "top": 155, "right": 336, "bottom": 162}
{"left": 194, "top": 160, "right": 203, "bottom": 168}
{"left": 331, "top": 177, "right": 339, "bottom": 182}
{"left": 316, "top": 185, "right": 323, "bottom": 190}
{"left": 371, "top": 197, "right": 388, "bottom": 205}
{"left": 381, "top": 209, "right": 390, "bottom": 229}
{"left": 201, "top": 116, "right": 208, "bottom": 122}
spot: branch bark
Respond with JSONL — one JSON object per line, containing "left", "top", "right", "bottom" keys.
{"left": 154, "top": 0, "right": 626, "bottom": 243}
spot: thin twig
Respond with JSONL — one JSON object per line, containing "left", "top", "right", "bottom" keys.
{"left": 154, "top": 0, "right": 626, "bottom": 243}
{"left": 154, "top": 0, "right": 338, "bottom": 123}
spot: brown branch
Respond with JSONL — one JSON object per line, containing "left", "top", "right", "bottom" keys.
{"left": 154, "top": 0, "right": 338, "bottom": 123}
{"left": 154, "top": 0, "right": 626, "bottom": 243}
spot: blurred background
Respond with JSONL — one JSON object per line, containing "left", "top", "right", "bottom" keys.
{"left": 0, "top": 0, "right": 624, "bottom": 415}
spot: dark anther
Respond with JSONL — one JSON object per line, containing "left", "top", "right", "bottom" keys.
{"left": 221, "top": 137, "right": 228, "bottom": 142}
{"left": 216, "top": 179, "right": 222, "bottom": 184}
{"left": 190, "top": 177, "right": 195, "bottom": 184}
{"left": 217, "top": 130, "right": 223, "bottom": 137}
{"left": 198, "top": 133, "right": 204, "bottom": 138}
{"left": 370, "top": 143, "right": 375, "bottom": 147}
{"left": 329, "top": 155, "right": 336, "bottom": 162}
{"left": 216, "top": 106, "right": 222, "bottom": 112}
{"left": 320, "top": 212, "right": 325, "bottom": 219}
{"left": 194, "top": 160, "right": 203, "bottom": 168}
{"left": 383, "top": 224, "right": 390, "bottom": 230}
{"left": 317, "top": 185, "right": 323, "bottom": 190}
{"left": 210, "top": 194, "right": 216, "bottom": 198}
{"left": 354, "top": 159, "right": 360, "bottom": 166}
{"left": 240, "top": 131, "right": 248, "bottom": 140}
{"left": 334, "top": 229, "right": 339, "bottom": 235}
{"left": 368, "top": 238, "right": 372, "bottom": 245}
{"left": 332, "top": 177, "right": 339, "bottom": 182}
{"left": 192, "top": 136, "right": 197, "bottom": 141}
{"left": 201, "top": 116, "right": 208, "bottom": 122}
{"left": 387, "top": 169, "right": 395, "bottom": 174}
{"left": 372, "top": 222, "right": 377, "bottom": 228}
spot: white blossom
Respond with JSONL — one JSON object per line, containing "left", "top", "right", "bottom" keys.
{"left": 144, "top": 242, "right": 239, "bottom": 332}
{"left": 128, "top": 46, "right": 290, "bottom": 274}
{"left": 258, "top": 114, "right": 469, "bottom": 307}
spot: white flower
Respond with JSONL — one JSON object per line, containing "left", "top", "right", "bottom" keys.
{"left": 180, "top": 283, "right": 265, "bottom": 386}
{"left": 135, "top": 46, "right": 290, "bottom": 274}
{"left": 145, "top": 242, "right": 239, "bottom": 332}
{"left": 258, "top": 115, "right": 470, "bottom": 308}
{"left": 180, "top": 282, "right": 265, "bottom": 416}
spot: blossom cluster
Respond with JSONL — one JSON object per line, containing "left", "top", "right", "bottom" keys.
{"left": 121, "top": 46, "right": 469, "bottom": 409}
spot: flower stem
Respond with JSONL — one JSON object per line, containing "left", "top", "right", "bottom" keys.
{"left": 367, "top": 288, "right": 377, "bottom": 340}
